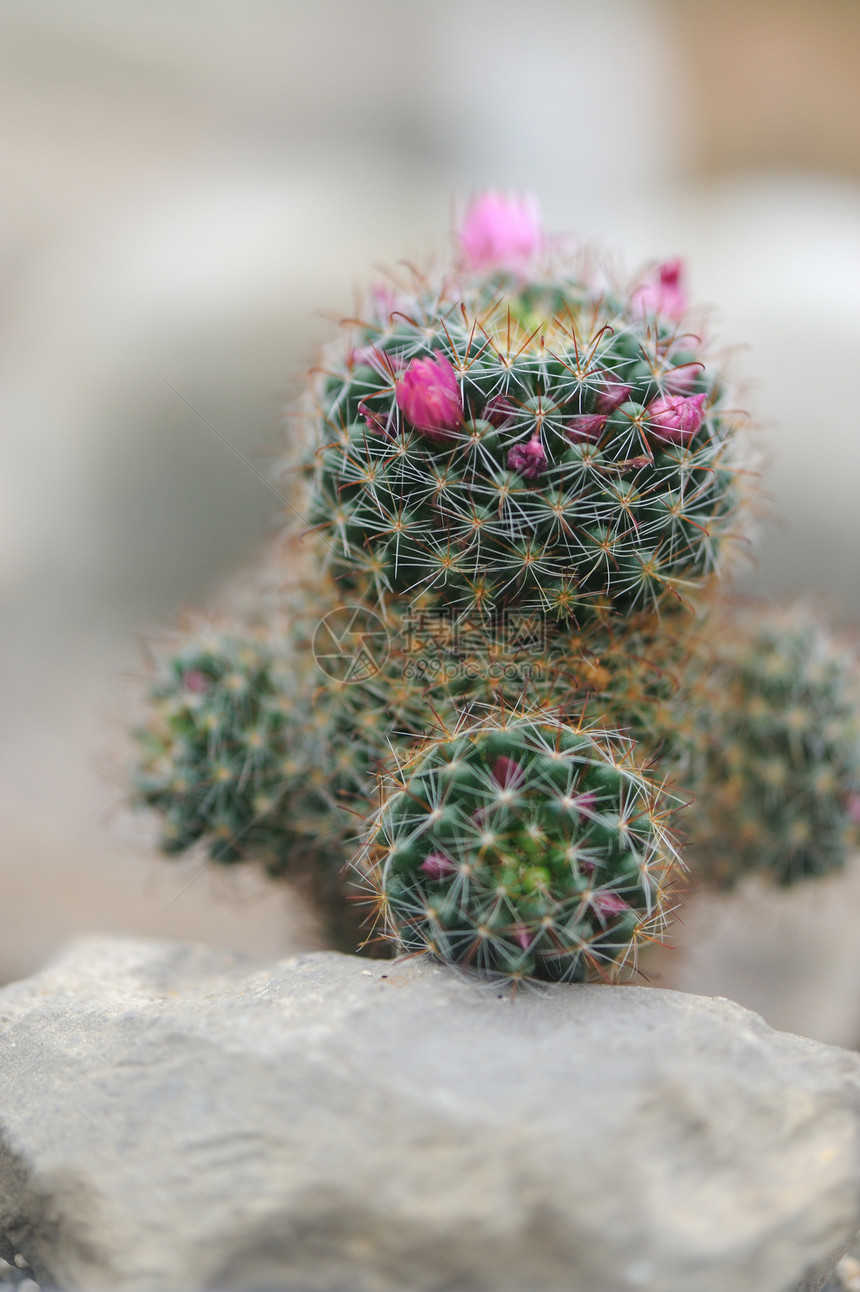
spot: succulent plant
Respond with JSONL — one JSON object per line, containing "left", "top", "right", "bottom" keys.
{"left": 685, "top": 604, "right": 860, "bottom": 887}
{"left": 131, "top": 627, "right": 331, "bottom": 870}
{"left": 361, "top": 710, "right": 682, "bottom": 982}
{"left": 303, "top": 204, "right": 751, "bottom": 630}
{"left": 127, "top": 192, "right": 860, "bottom": 983}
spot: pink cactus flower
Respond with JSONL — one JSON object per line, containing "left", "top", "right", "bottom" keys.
{"left": 420, "top": 852, "right": 457, "bottom": 880}
{"left": 591, "top": 890, "right": 630, "bottom": 920}
{"left": 507, "top": 436, "right": 547, "bottom": 480}
{"left": 459, "top": 191, "right": 543, "bottom": 274}
{"left": 492, "top": 755, "right": 526, "bottom": 790}
{"left": 396, "top": 353, "right": 462, "bottom": 443}
{"left": 594, "top": 380, "right": 633, "bottom": 415}
{"left": 632, "top": 259, "right": 688, "bottom": 321}
{"left": 848, "top": 794, "right": 860, "bottom": 826}
{"left": 566, "top": 414, "right": 607, "bottom": 444}
{"left": 183, "top": 669, "right": 208, "bottom": 694}
{"left": 482, "top": 394, "right": 518, "bottom": 428}
{"left": 646, "top": 393, "right": 707, "bottom": 445}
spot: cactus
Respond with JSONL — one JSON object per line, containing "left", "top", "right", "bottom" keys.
{"left": 131, "top": 627, "right": 332, "bottom": 871}
{"left": 126, "top": 192, "right": 860, "bottom": 983}
{"left": 685, "top": 604, "right": 860, "bottom": 887}
{"left": 305, "top": 253, "right": 749, "bottom": 627}
{"left": 362, "top": 710, "right": 682, "bottom": 982}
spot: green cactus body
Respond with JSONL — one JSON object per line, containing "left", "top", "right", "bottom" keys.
{"left": 131, "top": 628, "right": 342, "bottom": 872}
{"left": 306, "top": 267, "right": 749, "bottom": 628}
{"left": 363, "top": 712, "right": 682, "bottom": 982}
{"left": 687, "top": 605, "right": 860, "bottom": 887}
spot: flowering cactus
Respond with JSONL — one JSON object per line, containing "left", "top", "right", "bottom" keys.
{"left": 127, "top": 193, "right": 860, "bottom": 984}
{"left": 307, "top": 223, "right": 747, "bottom": 627}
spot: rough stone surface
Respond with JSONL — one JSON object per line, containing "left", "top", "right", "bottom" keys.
{"left": 0, "top": 939, "right": 859, "bottom": 1292}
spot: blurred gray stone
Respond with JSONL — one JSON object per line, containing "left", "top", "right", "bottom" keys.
{"left": 0, "top": 938, "right": 859, "bottom": 1292}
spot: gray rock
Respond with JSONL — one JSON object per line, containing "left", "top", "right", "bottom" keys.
{"left": 0, "top": 938, "right": 859, "bottom": 1292}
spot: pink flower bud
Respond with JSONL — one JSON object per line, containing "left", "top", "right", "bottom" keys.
{"left": 646, "top": 393, "right": 707, "bottom": 445}
{"left": 396, "top": 353, "right": 462, "bottom": 443}
{"left": 482, "top": 394, "right": 518, "bottom": 428}
{"left": 591, "top": 890, "right": 629, "bottom": 920}
{"left": 507, "top": 436, "right": 547, "bottom": 480}
{"left": 632, "top": 258, "right": 688, "bottom": 320}
{"left": 420, "top": 851, "right": 457, "bottom": 880}
{"left": 183, "top": 669, "right": 208, "bottom": 694}
{"left": 566, "top": 414, "right": 607, "bottom": 444}
{"left": 848, "top": 794, "right": 860, "bottom": 826}
{"left": 492, "top": 755, "right": 526, "bottom": 790}
{"left": 594, "top": 380, "right": 633, "bottom": 415}
{"left": 459, "top": 191, "right": 543, "bottom": 274}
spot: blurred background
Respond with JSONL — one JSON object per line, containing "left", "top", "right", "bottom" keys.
{"left": 2, "top": 0, "right": 859, "bottom": 1042}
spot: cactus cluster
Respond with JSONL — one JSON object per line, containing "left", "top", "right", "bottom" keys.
{"left": 128, "top": 192, "right": 860, "bottom": 983}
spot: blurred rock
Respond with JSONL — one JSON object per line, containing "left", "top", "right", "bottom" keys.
{"left": 1, "top": 938, "right": 859, "bottom": 1292}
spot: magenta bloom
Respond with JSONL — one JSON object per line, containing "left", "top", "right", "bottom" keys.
{"left": 491, "top": 755, "right": 526, "bottom": 791}
{"left": 646, "top": 393, "right": 707, "bottom": 445}
{"left": 590, "top": 890, "right": 630, "bottom": 920}
{"left": 420, "top": 852, "right": 457, "bottom": 880}
{"left": 507, "top": 436, "right": 547, "bottom": 480}
{"left": 566, "top": 414, "right": 607, "bottom": 444}
{"left": 396, "top": 353, "right": 462, "bottom": 443}
{"left": 459, "top": 191, "right": 542, "bottom": 274}
{"left": 594, "top": 380, "right": 633, "bottom": 415}
{"left": 632, "top": 258, "right": 688, "bottom": 320}
{"left": 182, "top": 669, "right": 208, "bottom": 694}
{"left": 848, "top": 794, "right": 860, "bottom": 826}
